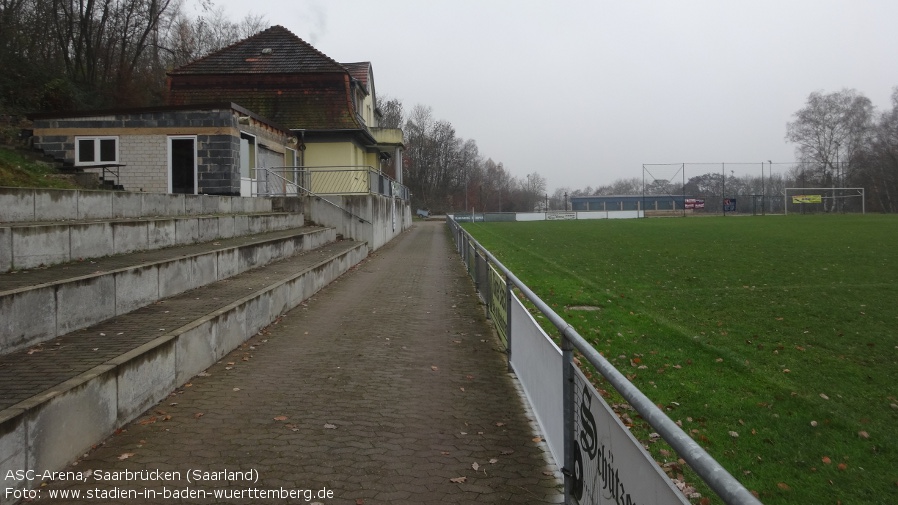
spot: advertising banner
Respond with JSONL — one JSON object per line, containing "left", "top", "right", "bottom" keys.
{"left": 723, "top": 199, "right": 737, "bottom": 212}
{"left": 684, "top": 199, "right": 705, "bottom": 209}
{"left": 547, "top": 211, "right": 577, "bottom": 220}
{"left": 792, "top": 194, "right": 822, "bottom": 204}
{"left": 572, "top": 368, "right": 688, "bottom": 505}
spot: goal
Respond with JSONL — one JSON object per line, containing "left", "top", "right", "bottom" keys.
{"left": 784, "top": 188, "right": 865, "bottom": 215}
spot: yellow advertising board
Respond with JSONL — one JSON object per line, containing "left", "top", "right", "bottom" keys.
{"left": 792, "top": 194, "right": 822, "bottom": 204}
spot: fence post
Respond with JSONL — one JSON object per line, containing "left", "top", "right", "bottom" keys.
{"left": 561, "top": 334, "right": 575, "bottom": 505}
{"left": 483, "top": 257, "right": 492, "bottom": 320}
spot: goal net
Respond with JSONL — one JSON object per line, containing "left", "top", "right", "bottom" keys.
{"left": 784, "top": 188, "right": 865, "bottom": 215}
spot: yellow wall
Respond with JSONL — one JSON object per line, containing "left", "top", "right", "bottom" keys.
{"left": 304, "top": 141, "right": 371, "bottom": 169}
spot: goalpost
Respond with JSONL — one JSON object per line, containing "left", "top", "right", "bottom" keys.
{"left": 784, "top": 187, "right": 865, "bottom": 215}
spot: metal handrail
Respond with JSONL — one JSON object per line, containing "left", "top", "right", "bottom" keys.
{"left": 252, "top": 167, "right": 372, "bottom": 225}
{"left": 446, "top": 217, "right": 762, "bottom": 505}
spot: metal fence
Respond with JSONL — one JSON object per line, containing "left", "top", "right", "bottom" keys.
{"left": 251, "top": 166, "right": 409, "bottom": 200}
{"left": 447, "top": 217, "right": 763, "bottom": 505}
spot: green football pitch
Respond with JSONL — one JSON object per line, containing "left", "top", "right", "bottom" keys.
{"left": 463, "top": 215, "right": 898, "bottom": 505}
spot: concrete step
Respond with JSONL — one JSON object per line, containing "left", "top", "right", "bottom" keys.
{"left": 0, "top": 187, "right": 274, "bottom": 223}
{"left": 0, "top": 211, "right": 305, "bottom": 271}
{"left": 0, "top": 226, "right": 335, "bottom": 355}
{"left": 0, "top": 239, "right": 368, "bottom": 495}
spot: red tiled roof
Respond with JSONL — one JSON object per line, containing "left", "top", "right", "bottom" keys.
{"left": 169, "top": 25, "right": 347, "bottom": 76}
{"left": 342, "top": 62, "right": 372, "bottom": 94}
{"left": 167, "top": 26, "right": 363, "bottom": 131}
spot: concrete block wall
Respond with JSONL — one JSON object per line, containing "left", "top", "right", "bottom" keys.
{"left": 305, "top": 194, "right": 412, "bottom": 251}
{"left": 115, "top": 135, "right": 169, "bottom": 193}
{"left": 0, "top": 241, "right": 368, "bottom": 502}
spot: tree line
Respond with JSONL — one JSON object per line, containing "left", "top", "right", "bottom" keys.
{"left": 380, "top": 97, "right": 547, "bottom": 212}
{"left": 0, "top": 0, "right": 266, "bottom": 113}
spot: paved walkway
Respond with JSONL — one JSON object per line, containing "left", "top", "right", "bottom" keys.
{"left": 31, "top": 221, "right": 562, "bottom": 504}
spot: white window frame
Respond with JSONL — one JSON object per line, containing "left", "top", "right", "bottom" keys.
{"left": 240, "top": 132, "right": 257, "bottom": 179}
{"left": 74, "top": 136, "right": 119, "bottom": 166}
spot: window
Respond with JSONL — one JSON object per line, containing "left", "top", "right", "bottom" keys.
{"left": 75, "top": 136, "right": 118, "bottom": 165}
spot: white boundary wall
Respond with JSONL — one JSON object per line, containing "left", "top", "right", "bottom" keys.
{"left": 449, "top": 210, "right": 644, "bottom": 222}
{"left": 509, "top": 296, "right": 563, "bottom": 465}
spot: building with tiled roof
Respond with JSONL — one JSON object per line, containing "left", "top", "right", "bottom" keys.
{"left": 167, "top": 25, "right": 403, "bottom": 184}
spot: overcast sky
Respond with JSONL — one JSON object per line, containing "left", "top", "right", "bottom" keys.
{"left": 206, "top": 0, "right": 898, "bottom": 192}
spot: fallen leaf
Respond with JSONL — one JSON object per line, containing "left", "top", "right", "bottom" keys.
{"left": 273, "top": 416, "right": 288, "bottom": 421}
{"left": 837, "top": 463, "right": 847, "bottom": 471}
{"left": 232, "top": 387, "right": 241, "bottom": 392}
{"left": 449, "top": 477, "right": 466, "bottom": 484}
{"left": 489, "top": 458, "right": 498, "bottom": 464}
{"left": 858, "top": 431, "right": 870, "bottom": 439}
{"left": 495, "top": 422, "right": 506, "bottom": 427}
{"left": 431, "top": 365, "right": 439, "bottom": 371}
{"left": 820, "top": 393, "right": 830, "bottom": 400}
{"left": 324, "top": 423, "right": 337, "bottom": 429}
{"left": 472, "top": 462, "right": 480, "bottom": 471}
{"left": 194, "top": 412, "right": 204, "bottom": 419}
{"left": 777, "top": 482, "right": 790, "bottom": 491}
{"left": 356, "top": 500, "right": 364, "bottom": 505}
{"left": 822, "top": 456, "right": 832, "bottom": 464}
{"left": 532, "top": 437, "right": 543, "bottom": 443}
{"left": 729, "top": 431, "right": 739, "bottom": 438}
{"left": 118, "top": 453, "right": 134, "bottom": 460}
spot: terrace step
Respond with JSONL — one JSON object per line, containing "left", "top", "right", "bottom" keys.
{"left": 0, "top": 212, "right": 305, "bottom": 272}
{"left": 0, "top": 225, "right": 335, "bottom": 355}
{"left": 0, "top": 238, "right": 368, "bottom": 490}
{"left": 0, "top": 187, "right": 275, "bottom": 223}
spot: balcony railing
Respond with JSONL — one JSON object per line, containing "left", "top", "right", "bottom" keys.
{"left": 248, "top": 166, "right": 409, "bottom": 201}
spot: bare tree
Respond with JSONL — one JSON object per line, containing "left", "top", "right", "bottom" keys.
{"left": 786, "top": 89, "right": 873, "bottom": 209}
{"left": 376, "top": 94, "right": 403, "bottom": 129}
{"left": 856, "top": 87, "right": 898, "bottom": 212}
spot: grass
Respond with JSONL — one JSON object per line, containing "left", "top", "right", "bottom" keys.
{"left": 463, "top": 215, "right": 898, "bottom": 505}
{"left": 0, "top": 145, "right": 80, "bottom": 189}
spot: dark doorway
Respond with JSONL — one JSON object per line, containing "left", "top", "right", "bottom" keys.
{"left": 170, "top": 137, "right": 196, "bottom": 194}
